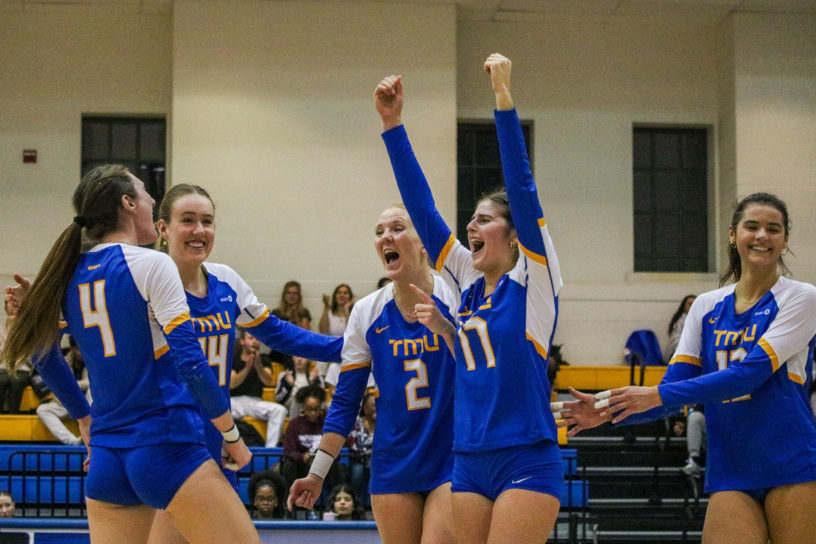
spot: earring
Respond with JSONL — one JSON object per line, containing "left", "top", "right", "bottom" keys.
{"left": 729, "top": 242, "right": 736, "bottom": 249}
{"left": 510, "top": 242, "right": 517, "bottom": 250}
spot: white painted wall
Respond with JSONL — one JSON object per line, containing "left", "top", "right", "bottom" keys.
{"left": 1, "top": 4, "right": 813, "bottom": 365}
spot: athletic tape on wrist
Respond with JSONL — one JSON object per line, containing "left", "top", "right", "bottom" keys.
{"left": 308, "top": 449, "right": 335, "bottom": 480}
{"left": 221, "top": 424, "right": 241, "bottom": 444}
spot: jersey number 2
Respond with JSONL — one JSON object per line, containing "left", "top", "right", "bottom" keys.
{"left": 405, "top": 359, "right": 431, "bottom": 411}
{"left": 78, "top": 281, "right": 116, "bottom": 357}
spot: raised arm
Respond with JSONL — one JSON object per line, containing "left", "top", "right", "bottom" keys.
{"left": 375, "top": 76, "right": 455, "bottom": 269}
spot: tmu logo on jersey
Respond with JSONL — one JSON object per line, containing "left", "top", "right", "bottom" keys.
{"left": 388, "top": 334, "right": 442, "bottom": 358}
{"left": 712, "top": 325, "right": 758, "bottom": 347}
{"left": 191, "top": 311, "right": 232, "bottom": 333}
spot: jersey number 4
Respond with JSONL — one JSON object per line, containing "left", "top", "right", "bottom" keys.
{"left": 199, "top": 334, "right": 230, "bottom": 386}
{"left": 78, "top": 281, "right": 116, "bottom": 357}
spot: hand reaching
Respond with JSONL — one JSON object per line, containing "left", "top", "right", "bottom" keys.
{"left": 4, "top": 274, "right": 32, "bottom": 316}
{"left": 553, "top": 387, "right": 612, "bottom": 437}
{"left": 373, "top": 75, "right": 404, "bottom": 131}
{"left": 601, "top": 386, "right": 663, "bottom": 424}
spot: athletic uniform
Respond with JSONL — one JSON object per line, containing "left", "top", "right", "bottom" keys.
{"left": 322, "top": 279, "right": 457, "bottom": 494}
{"left": 382, "top": 109, "right": 564, "bottom": 500}
{"left": 35, "top": 243, "right": 228, "bottom": 508}
{"left": 186, "top": 262, "right": 343, "bottom": 487}
{"left": 629, "top": 276, "right": 816, "bottom": 499}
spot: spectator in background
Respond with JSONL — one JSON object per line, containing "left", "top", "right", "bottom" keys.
{"left": 0, "top": 490, "right": 15, "bottom": 518}
{"left": 319, "top": 284, "right": 354, "bottom": 338}
{"left": 317, "top": 284, "right": 355, "bottom": 377}
{"left": 35, "top": 336, "right": 89, "bottom": 444}
{"left": 665, "top": 295, "right": 696, "bottom": 363}
{"left": 275, "top": 355, "right": 324, "bottom": 418}
{"left": 280, "top": 385, "right": 344, "bottom": 506}
{"left": 272, "top": 281, "right": 312, "bottom": 330}
{"left": 0, "top": 298, "right": 31, "bottom": 414}
{"left": 230, "top": 329, "right": 289, "bottom": 448}
{"left": 248, "top": 470, "right": 288, "bottom": 520}
{"left": 326, "top": 484, "right": 364, "bottom": 521}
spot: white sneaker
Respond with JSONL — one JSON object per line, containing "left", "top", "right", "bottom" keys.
{"left": 682, "top": 458, "right": 700, "bottom": 477}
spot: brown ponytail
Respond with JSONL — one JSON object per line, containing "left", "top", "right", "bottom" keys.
{"left": 2, "top": 165, "right": 136, "bottom": 369}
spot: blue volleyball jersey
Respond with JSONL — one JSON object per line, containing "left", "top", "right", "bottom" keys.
{"left": 187, "top": 262, "right": 343, "bottom": 465}
{"left": 322, "top": 278, "right": 457, "bottom": 494}
{"left": 382, "top": 109, "right": 563, "bottom": 452}
{"left": 645, "top": 277, "right": 816, "bottom": 492}
{"left": 61, "top": 243, "right": 228, "bottom": 448}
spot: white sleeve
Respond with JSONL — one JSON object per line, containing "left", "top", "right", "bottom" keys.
{"left": 206, "top": 263, "right": 269, "bottom": 326}
{"left": 123, "top": 248, "right": 190, "bottom": 327}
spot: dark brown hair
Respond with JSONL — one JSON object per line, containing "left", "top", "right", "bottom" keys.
{"left": 3, "top": 165, "right": 136, "bottom": 370}
{"left": 720, "top": 192, "right": 791, "bottom": 286}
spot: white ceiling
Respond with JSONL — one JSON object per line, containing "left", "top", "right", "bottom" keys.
{"left": 2, "top": 0, "right": 816, "bottom": 25}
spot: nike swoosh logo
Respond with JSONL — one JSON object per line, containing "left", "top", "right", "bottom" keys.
{"left": 511, "top": 476, "right": 533, "bottom": 484}
{"left": 708, "top": 317, "right": 717, "bottom": 324}
{"left": 375, "top": 326, "right": 390, "bottom": 334}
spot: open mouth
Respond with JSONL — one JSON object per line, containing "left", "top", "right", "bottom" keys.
{"left": 187, "top": 240, "right": 205, "bottom": 249}
{"left": 384, "top": 249, "right": 400, "bottom": 264}
{"left": 749, "top": 245, "right": 771, "bottom": 253}
{"left": 470, "top": 240, "right": 484, "bottom": 255}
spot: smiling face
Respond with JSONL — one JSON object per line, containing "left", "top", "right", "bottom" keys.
{"left": 333, "top": 285, "right": 352, "bottom": 307}
{"left": 466, "top": 199, "right": 517, "bottom": 279}
{"left": 729, "top": 203, "right": 788, "bottom": 274}
{"left": 374, "top": 207, "right": 428, "bottom": 283}
{"left": 158, "top": 193, "right": 215, "bottom": 267}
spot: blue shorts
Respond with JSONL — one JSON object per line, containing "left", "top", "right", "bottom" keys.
{"left": 451, "top": 440, "right": 564, "bottom": 501}
{"left": 740, "top": 487, "right": 771, "bottom": 504}
{"left": 85, "top": 442, "right": 213, "bottom": 509}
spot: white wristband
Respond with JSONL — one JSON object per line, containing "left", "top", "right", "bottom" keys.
{"left": 308, "top": 449, "right": 335, "bottom": 480}
{"left": 221, "top": 424, "right": 241, "bottom": 444}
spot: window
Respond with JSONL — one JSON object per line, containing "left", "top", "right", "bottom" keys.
{"left": 633, "top": 127, "right": 708, "bottom": 272}
{"left": 457, "top": 122, "right": 532, "bottom": 246}
{"left": 81, "top": 116, "right": 167, "bottom": 216}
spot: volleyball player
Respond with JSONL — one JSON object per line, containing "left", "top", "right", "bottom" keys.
{"left": 288, "top": 205, "right": 458, "bottom": 544}
{"left": 2, "top": 165, "right": 260, "bottom": 544}
{"left": 375, "top": 53, "right": 564, "bottom": 543}
{"left": 148, "top": 183, "right": 343, "bottom": 543}
{"left": 561, "top": 193, "right": 816, "bottom": 544}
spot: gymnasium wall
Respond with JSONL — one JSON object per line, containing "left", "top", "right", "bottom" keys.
{"left": 0, "top": 2, "right": 813, "bottom": 364}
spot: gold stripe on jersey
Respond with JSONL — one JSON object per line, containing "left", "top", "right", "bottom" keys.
{"left": 242, "top": 308, "right": 270, "bottom": 329}
{"left": 526, "top": 332, "right": 548, "bottom": 359}
{"left": 788, "top": 371, "right": 805, "bottom": 385}
{"left": 519, "top": 242, "right": 548, "bottom": 266}
{"left": 435, "top": 235, "right": 456, "bottom": 272}
{"left": 670, "top": 354, "right": 702, "bottom": 366}
{"left": 154, "top": 344, "right": 169, "bottom": 359}
{"left": 163, "top": 312, "right": 190, "bottom": 335}
{"left": 758, "top": 338, "right": 779, "bottom": 371}
{"left": 538, "top": 217, "right": 547, "bottom": 228}
{"left": 341, "top": 361, "right": 371, "bottom": 373}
